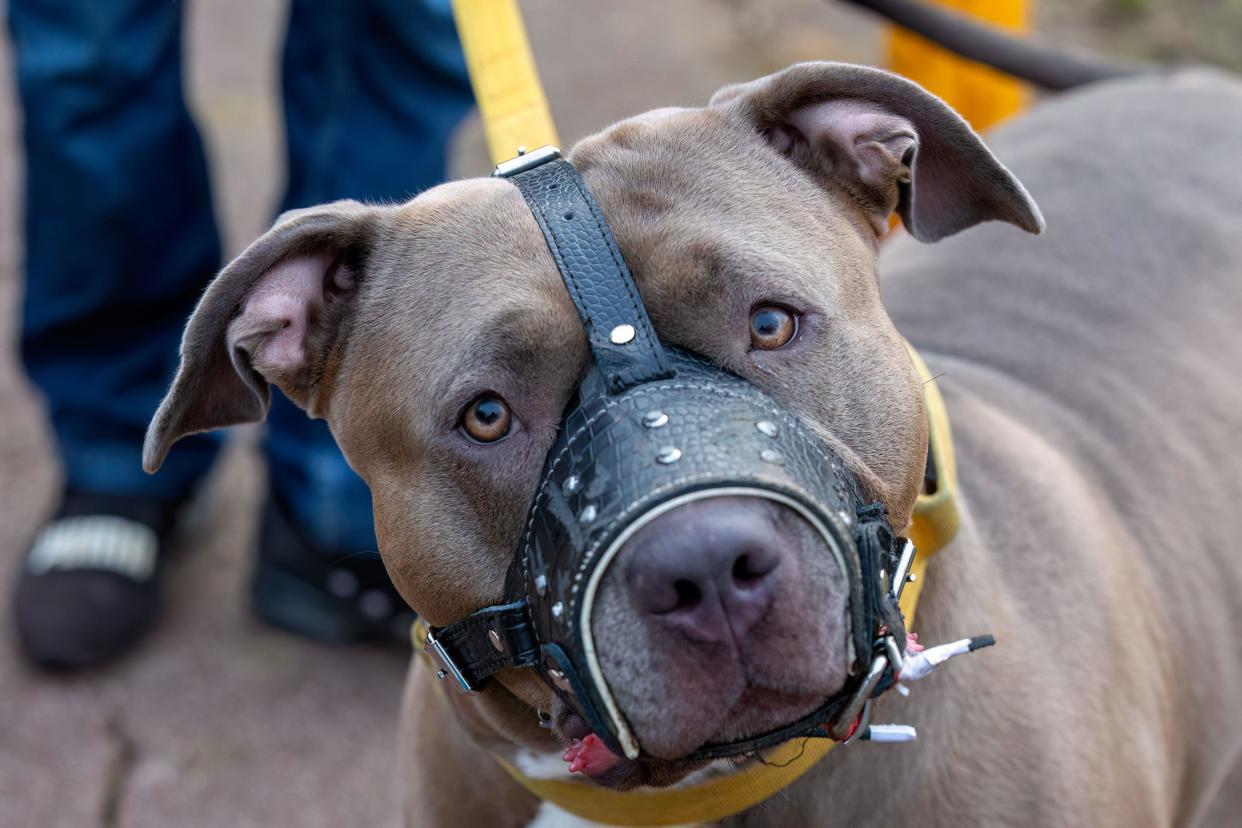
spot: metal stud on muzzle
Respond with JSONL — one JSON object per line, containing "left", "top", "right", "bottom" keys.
{"left": 424, "top": 147, "right": 912, "bottom": 761}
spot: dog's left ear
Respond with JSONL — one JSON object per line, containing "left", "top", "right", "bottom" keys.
{"left": 143, "top": 200, "right": 381, "bottom": 472}
{"left": 711, "top": 61, "right": 1044, "bottom": 242}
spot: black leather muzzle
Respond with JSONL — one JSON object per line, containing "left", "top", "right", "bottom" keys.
{"left": 424, "top": 147, "right": 911, "bottom": 762}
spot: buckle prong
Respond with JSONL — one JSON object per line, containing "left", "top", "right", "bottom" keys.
{"left": 492, "top": 145, "right": 562, "bottom": 178}
{"left": 891, "top": 539, "right": 917, "bottom": 601}
{"left": 825, "top": 653, "right": 888, "bottom": 740}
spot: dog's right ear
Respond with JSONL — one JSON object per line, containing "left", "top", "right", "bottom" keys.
{"left": 143, "top": 200, "right": 380, "bottom": 473}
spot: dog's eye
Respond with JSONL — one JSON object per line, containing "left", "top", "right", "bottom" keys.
{"left": 461, "top": 393, "right": 512, "bottom": 443}
{"left": 749, "top": 305, "right": 798, "bottom": 350}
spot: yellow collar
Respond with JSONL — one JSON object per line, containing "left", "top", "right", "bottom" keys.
{"left": 412, "top": 345, "right": 956, "bottom": 827}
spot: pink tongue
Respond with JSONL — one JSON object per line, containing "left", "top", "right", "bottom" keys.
{"left": 562, "top": 733, "right": 623, "bottom": 775}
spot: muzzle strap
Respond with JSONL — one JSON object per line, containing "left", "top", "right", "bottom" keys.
{"left": 424, "top": 601, "right": 539, "bottom": 694}
{"left": 498, "top": 150, "right": 672, "bottom": 393}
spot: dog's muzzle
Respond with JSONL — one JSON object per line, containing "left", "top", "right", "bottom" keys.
{"left": 424, "top": 147, "right": 913, "bottom": 761}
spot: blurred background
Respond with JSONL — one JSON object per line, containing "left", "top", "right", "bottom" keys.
{"left": 0, "top": 1, "right": 1237, "bottom": 825}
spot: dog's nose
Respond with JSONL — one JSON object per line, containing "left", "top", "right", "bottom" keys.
{"left": 621, "top": 497, "right": 784, "bottom": 643}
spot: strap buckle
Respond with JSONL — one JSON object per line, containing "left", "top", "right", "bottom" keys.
{"left": 824, "top": 633, "right": 906, "bottom": 742}
{"left": 824, "top": 651, "right": 889, "bottom": 740}
{"left": 890, "top": 538, "right": 917, "bottom": 602}
{"left": 424, "top": 627, "right": 478, "bottom": 694}
{"left": 493, "top": 145, "right": 562, "bottom": 178}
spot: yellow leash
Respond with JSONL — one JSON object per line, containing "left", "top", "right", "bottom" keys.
{"left": 451, "top": 0, "right": 559, "bottom": 164}
{"left": 428, "top": 5, "right": 962, "bottom": 823}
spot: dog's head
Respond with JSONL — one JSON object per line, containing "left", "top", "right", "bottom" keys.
{"left": 145, "top": 63, "right": 1040, "bottom": 786}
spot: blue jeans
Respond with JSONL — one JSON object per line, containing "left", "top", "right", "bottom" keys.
{"left": 7, "top": 0, "right": 473, "bottom": 552}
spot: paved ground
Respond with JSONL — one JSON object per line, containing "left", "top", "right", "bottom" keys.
{"left": 0, "top": 1, "right": 1228, "bottom": 825}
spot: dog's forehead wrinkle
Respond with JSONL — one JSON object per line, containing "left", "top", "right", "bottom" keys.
{"left": 574, "top": 109, "right": 860, "bottom": 250}
{"left": 354, "top": 181, "right": 578, "bottom": 390}
{"left": 400, "top": 177, "right": 552, "bottom": 273}
{"left": 573, "top": 106, "right": 754, "bottom": 186}
{"left": 571, "top": 175, "right": 859, "bottom": 345}
{"left": 428, "top": 307, "right": 585, "bottom": 409}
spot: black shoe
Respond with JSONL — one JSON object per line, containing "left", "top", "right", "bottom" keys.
{"left": 12, "top": 491, "right": 183, "bottom": 671}
{"left": 250, "top": 491, "right": 415, "bottom": 646}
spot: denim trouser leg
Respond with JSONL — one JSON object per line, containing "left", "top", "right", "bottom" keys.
{"left": 8, "top": 0, "right": 222, "bottom": 502}
{"left": 265, "top": 0, "right": 473, "bottom": 552}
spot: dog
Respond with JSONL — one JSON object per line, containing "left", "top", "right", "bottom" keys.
{"left": 143, "top": 41, "right": 1242, "bottom": 828}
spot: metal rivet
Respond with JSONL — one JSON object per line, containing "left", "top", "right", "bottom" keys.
{"left": 610, "top": 324, "right": 636, "bottom": 345}
{"left": 578, "top": 504, "right": 598, "bottom": 524}
{"left": 756, "top": 420, "right": 779, "bottom": 438}
{"left": 534, "top": 573, "right": 548, "bottom": 597}
{"left": 760, "top": 448, "right": 784, "bottom": 465}
{"left": 548, "top": 668, "right": 572, "bottom": 691}
{"left": 642, "top": 410, "right": 669, "bottom": 429}
{"left": 561, "top": 475, "right": 581, "bottom": 496}
{"left": 551, "top": 601, "right": 564, "bottom": 619}
{"left": 907, "top": 572, "right": 918, "bottom": 584}
{"left": 436, "top": 669, "right": 448, "bottom": 680}
{"left": 488, "top": 628, "right": 505, "bottom": 653}
{"left": 656, "top": 446, "right": 682, "bottom": 464}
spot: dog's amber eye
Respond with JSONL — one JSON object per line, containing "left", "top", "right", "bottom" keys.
{"left": 750, "top": 305, "right": 798, "bottom": 350}
{"left": 461, "top": 394, "right": 512, "bottom": 443}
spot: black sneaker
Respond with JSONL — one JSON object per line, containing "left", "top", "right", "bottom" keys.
{"left": 250, "top": 491, "right": 415, "bottom": 646}
{"left": 12, "top": 491, "right": 183, "bottom": 671}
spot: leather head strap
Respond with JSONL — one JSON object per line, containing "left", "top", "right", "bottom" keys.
{"left": 504, "top": 149, "right": 673, "bottom": 393}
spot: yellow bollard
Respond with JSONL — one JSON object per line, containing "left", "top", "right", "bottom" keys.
{"left": 887, "top": 0, "right": 1030, "bottom": 131}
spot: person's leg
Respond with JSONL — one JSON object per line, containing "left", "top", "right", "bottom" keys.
{"left": 278, "top": 0, "right": 474, "bottom": 211}
{"left": 255, "top": 0, "right": 471, "bottom": 642}
{"left": 8, "top": 0, "right": 221, "bottom": 668}
{"left": 9, "top": 0, "right": 222, "bottom": 499}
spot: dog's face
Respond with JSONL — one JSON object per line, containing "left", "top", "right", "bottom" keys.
{"left": 145, "top": 63, "right": 1040, "bottom": 786}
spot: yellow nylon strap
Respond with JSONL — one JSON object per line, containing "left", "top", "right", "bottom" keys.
{"left": 452, "top": 0, "right": 559, "bottom": 165}
{"left": 901, "top": 344, "right": 958, "bottom": 613}
{"left": 413, "top": 348, "right": 956, "bottom": 827}
{"left": 887, "top": 0, "right": 1029, "bottom": 131}
{"left": 495, "top": 742, "right": 825, "bottom": 827}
